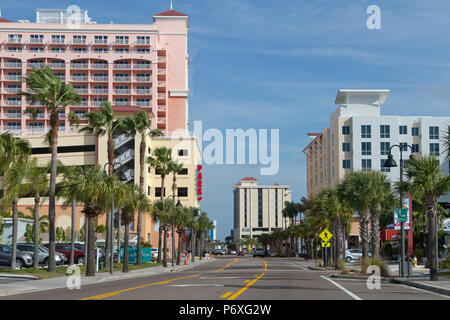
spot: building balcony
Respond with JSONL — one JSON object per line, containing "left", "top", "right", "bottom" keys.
{"left": 114, "top": 101, "right": 130, "bottom": 106}
{"left": 114, "top": 134, "right": 134, "bottom": 149}
{"left": 114, "top": 64, "right": 131, "bottom": 70}
{"left": 136, "top": 101, "right": 150, "bottom": 107}
{"left": 6, "top": 100, "right": 22, "bottom": 106}
{"left": 114, "top": 77, "right": 131, "bottom": 82}
{"left": 6, "top": 88, "right": 22, "bottom": 94}
{"left": 71, "top": 63, "right": 88, "bottom": 69}
{"left": 28, "top": 63, "right": 45, "bottom": 69}
{"left": 4, "top": 63, "right": 22, "bottom": 68}
{"left": 72, "top": 76, "right": 88, "bottom": 82}
{"left": 6, "top": 76, "right": 22, "bottom": 81}
{"left": 92, "top": 89, "right": 108, "bottom": 94}
{"left": 135, "top": 89, "right": 151, "bottom": 95}
{"left": 136, "top": 77, "right": 151, "bottom": 82}
{"left": 4, "top": 113, "right": 22, "bottom": 119}
{"left": 50, "top": 63, "right": 66, "bottom": 69}
{"left": 7, "top": 38, "right": 22, "bottom": 44}
{"left": 74, "top": 89, "right": 88, "bottom": 94}
{"left": 93, "top": 76, "right": 109, "bottom": 82}
{"left": 134, "top": 64, "right": 151, "bottom": 70}
{"left": 92, "top": 64, "right": 108, "bottom": 69}
{"left": 114, "top": 89, "right": 131, "bottom": 94}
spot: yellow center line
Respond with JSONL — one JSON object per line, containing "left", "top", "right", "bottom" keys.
{"left": 80, "top": 274, "right": 201, "bottom": 300}
{"left": 220, "top": 292, "right": 233, "bottom": 299}
{"left": 226, "top": 258, "right": 267, "bottom": 301}
{"left": 215, "top": 258, "right": 238, "bottom": 271}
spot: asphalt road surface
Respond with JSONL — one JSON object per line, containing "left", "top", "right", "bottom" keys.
{"left": 1, "top": 256, "right": 448, "bottom": 300}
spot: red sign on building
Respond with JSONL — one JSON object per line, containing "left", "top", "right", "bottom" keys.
{"left": 196, "top": 165, "right": 203, "bottom": 202}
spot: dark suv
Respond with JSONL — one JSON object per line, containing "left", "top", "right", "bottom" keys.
{"left": 0, "top": 244, "right": 33, "bottom": 269}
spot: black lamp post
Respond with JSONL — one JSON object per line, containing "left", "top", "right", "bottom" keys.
{"left": 383, "top": 144, "right": 413, "bottom": 278}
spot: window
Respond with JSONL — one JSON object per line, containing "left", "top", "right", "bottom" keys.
{"left": 177, "top": 187, "right": 188, "bottom": 197}
{"left": 73, "top": 35, "right": 86, "bottom": 44}
{"left": 412, "top": 144, "right": 419, "bottom": 153}
{"left": 178, "top": 149, "right": 188, "bottom": 156}
{"left": 430, "top": 143, "right": 439, "bottom": 156}
{"left": 258, "top": 189, "right": 263, "bottom": 228}
{"left": 361, "top": 142, "right": 372, "bottom": 155}
{"left": 361, "top": 125, "right": 371, "bottom": 138}
{"left": 115, "top": 36, "right": 129, "bottom": 44}
{"left": 342, "top": 126, "right": 350, "bottom": 135}
{"left": 179, "top": 168, "right": 188, "bottom": 175}
{"left": 380, "top": 125, "right": 390, "bottom": 138}
{"left": 412, "top": 127, "right": 419, "bottom": 137}
{"left": 343, "top": 160, "right": 351, "bottom": 169}
{"left": 400, "top": 142, "right": 408, "bottom": 152}
{"left": 52, "top": 35, "right": 65, "bottom": 44}
{"left": 362, "top": 159, "right": 372, "bottom": 171}
{"left": 429, "top": 126, "right": 439, "bottom": 139}
{"left": 73, "top": 47, "right": 87, "bottom": 53}
{"left": 155, "top": 188, "right": 166, "bottom": 197}
{"left": 30, "top": 47, "right": 45, "bottom": 52}
{"left": 342, "top": 143, "right": 350, "bottom": 152}
{"left": 399, "top": 125, "right": 408, "bottom": 135}
{"left": 137, "top": 36, "right": 150, "bottom": 45}
{"left": 137, "top": 48, "right": 151, "bottom": 53}
{"left": 380, "top": 142, "right": 390, "bottom": 155}
{"left": 94, "top": 35, "right": 108, "bottom": 44}
{"left": 380, "top": 159, "right": 390, "bottom": 172}
{"left": 8, "top": 34, "right": 22, "bottom": 43}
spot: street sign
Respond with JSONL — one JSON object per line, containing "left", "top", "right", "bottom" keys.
{"left": 396, "top": 208, "right": 408, "bottom": 223}
{"left": 319, "top": 229, "right": 333, "bottom": 242}
{"left": 321, "top": 241, "right": 330, "bottom": 247}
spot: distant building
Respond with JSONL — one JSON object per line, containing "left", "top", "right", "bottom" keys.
{"left": 233, "top": 177, "right": 291, "bottom": 242}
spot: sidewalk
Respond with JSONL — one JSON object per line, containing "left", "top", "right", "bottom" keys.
{"left": 291, "top": 257, "right": 450, "bottom": 296}
{"left": 0, "top": 258, "right": 210, "bottom": 298}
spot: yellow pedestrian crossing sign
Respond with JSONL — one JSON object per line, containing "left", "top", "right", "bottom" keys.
{"left": 321, "top": 242, "right": 331, "bottom": 248}
{"left": 319, "top": 229, "right": 333, "bottom": 242}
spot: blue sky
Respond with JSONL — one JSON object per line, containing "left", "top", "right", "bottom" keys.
{"left": 4, "top": 0, "right": 450, "bottom": 240}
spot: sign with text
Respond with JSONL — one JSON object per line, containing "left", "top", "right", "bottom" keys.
{"left": 394, "top": 195, "right": 412, "bottom": 230}
{"left": 196, "top": 164, "right": 203, "bottom": 202}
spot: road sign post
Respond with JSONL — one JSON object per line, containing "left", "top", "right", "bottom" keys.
{"left": 320, "top": 229, "right": 332, "bottom": 268}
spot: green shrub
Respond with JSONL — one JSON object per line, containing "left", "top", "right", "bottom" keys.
{"left": 439, "top": 258, "right": 450, "bottom": 269}
{"left": 371, "top": 257, "right": 390, "bottom": 277}
{"left": 95, "top": 225, "right": 105, "bottom": 233}
{"left": 337, "top": 258, "right": 349, "bottom": 274}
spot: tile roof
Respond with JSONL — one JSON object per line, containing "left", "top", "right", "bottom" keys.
{"left": 154, "top": 10, "right": 187, "bottom": 17}
{"left": 0, "top": 18, "right": 12, "bottom": 22}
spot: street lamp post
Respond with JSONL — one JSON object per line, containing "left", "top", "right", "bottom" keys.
{"left": 384, "top": 144, "right": 413, "bottom": 278}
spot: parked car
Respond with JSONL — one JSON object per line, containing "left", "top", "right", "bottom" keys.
{"left": 45, "top": 243, "right": 85, "bottom": 264}
{"left": 345, "top": 249, "right": 372, "bottom": 262}
{"left": 16, "top": 243, "right": 67, "bottom": 266}
{"left": 230, "top": 250, "right": 237, "bottom": 255}
{"left": 214, "top": 249, "right": 224, "bottom": 255}
{"left": 0, "top": 244, "right": 33, "bottom": 269}
{"left": 238, "top": 251, "right": 245, "bottom": 256}
{"left": 253, "top": 248, "right": 265, "bottom": 258}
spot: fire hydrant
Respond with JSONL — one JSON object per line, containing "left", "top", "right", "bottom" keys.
{"left": 413, "top": 256, "right": 417, "bottom": 268}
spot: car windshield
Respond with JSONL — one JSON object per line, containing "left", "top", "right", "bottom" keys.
{"left": 40, "top": 246, "right": 49, "bottom": 252}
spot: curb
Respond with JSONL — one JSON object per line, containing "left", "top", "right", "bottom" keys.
{"left": 390, "top": 278, "right": 450, "bottom": 296}
{"left": 330, "top": 273, "right": 392, "bottom": 282}
{"left": 0, "top": 274, "right": 39, "bottom": 280}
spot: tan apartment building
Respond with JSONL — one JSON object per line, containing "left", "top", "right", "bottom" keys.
{"left": 233, "top": 177, "right": 291, "bottom": 242}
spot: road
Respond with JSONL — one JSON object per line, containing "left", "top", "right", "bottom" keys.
{"left": 1, "top": 256, "right": 447, "bottom": 300}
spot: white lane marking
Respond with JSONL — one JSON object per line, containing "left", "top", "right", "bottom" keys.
{"left": 320, "top": 276, "right": 362, "bottom": 300}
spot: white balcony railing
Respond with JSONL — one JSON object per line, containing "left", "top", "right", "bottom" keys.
{"left": 115, "top": 149, "right": 135, "bottom": 164}
{"left": 5, "top": 63, "right": 22, "bottom": 68}
{"left": 134, "top": 64, "right": 151, "bottom": 69}
{"left": 92, "top": 64, "right": 108, "bottom": 69}
{"left": 114, "top": 134, "right": 134, "bottom": 149}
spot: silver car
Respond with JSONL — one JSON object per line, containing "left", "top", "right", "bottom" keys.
{"left": 16, "top": 243, "right": 67, "bottom": 266}
{"left": 345, "top": 249, "right": 372, "bottom": 262}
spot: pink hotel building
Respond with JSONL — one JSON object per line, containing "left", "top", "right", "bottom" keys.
{"left": 0, "top": 8, "right": 190, "bottom": 135}
{"left": 0, "top": 9, "right": 202, "bottom": 249}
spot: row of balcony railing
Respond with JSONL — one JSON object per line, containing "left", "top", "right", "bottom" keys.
{"left": 0, "top": 125, "right": 79, "bottom": 135}
{"left": 4, "top": 38, "right": 153, "bottom": 45}
{"left": 0, "top": 75, "right": 159, "bottom": 82}
{"left": 0, "top": 63, "right": 156, "bottom": 69}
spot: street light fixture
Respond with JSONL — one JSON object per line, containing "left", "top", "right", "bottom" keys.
{"left": 384, "top": 144, "right": 413, "bottom": 278}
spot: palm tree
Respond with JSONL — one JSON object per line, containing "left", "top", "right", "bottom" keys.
{"left": 188, "top": 207, "right": 200, "bottom": 262}
{"left": 20, "top": 67, "right": 81, "bottom": 272}
{"left": 152, "top": 198, "right": 175, "bottom": 267}
{"left": 147, "top": 147, "right": 173, "bottom": 201}
{"left": 64, "top": 166, "right": 109, "bottom": 276}
{"left": 174, "top": 207, "right": 191, "bottom": 265}
{"left": 122, "top": 111, "right": 153, "bottom": 265}
{"left": 404, "top": 155, "right": 450, "bottom": 281}
{"left": 120, "top": 184, "right": 151, "bottom": 272}
{"left": 282, "top": 202, "right": 299, "bottom": 256}
{"left": 23, "top": 158, "right": 49, "bottom": 269}
{"left": 339, "top": 171, "right": 374, "bottom": 264}
{"left": 197, "top": 212, "right": 213, "bottom": 261}
{"left": 149, "top": 128, "right": 164, "bottom": 139}
{"left": 1, "top": 161, "right": 28, "bottom": 269}
{"left": 79, "top": 101, "right": 124, "bottom": 269}
{"left": 57, "top": 166, "right": 84, "bottom": 265}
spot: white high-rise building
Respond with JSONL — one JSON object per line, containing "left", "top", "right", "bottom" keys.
{"left": 304, "top": 89, "right": 450, "bottom": 248}
{"left": 233, "top": 177, "right": 291, "bottom": 242}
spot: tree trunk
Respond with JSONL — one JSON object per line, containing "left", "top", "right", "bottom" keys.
{"left": 70, "top": 198, "right": 76, "bottom": 265}
{"left": 33, "top": 195, "right": 40, "bottom": 269}
{"left": 84, "top": 217, "right": 88, "bottom": 267}
{"left": 11, "top": 198, "right": 18, "bottom": 270}
{"left": 199, "top": 235, "right": 203, "bottom": 261}
{"left": 86, "top": 215, "right": 96, "bottom": 276}
{"left": 163, "top": 226, "right": 168, "bottom": 267}
{"left": 157, "top": 226, "right": 163, "bottom": 263}
{"left": 117, "top": 209, "right": 121, "bottom": 264}
{"left": 123, "top": 223, "right": 129, "bottom": 273}
{"left": 176, "top": 230, "right": 182, "bottom": 265}
{"left": 137, "top": 138, "right": 145, "bottom": 265}
{"left": 370, "top": 208, "right": 380, "bottom": 259}
{"left": 48, "top": 115, "right": 59, "bottom": 272}
{"left": 360, "top": 209, "right": 370, "bottom": 261}
{"left": 191, "top": 229, "right": 196, "bottom": 262}
{"left": 105, "top": 134, "right": 114, "bottom": 270}
{"left": 136, "top": 209, "right": 142, "bottom": 265}
{"left": 427, "top": 204, "right": 438, "bottom": 281}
